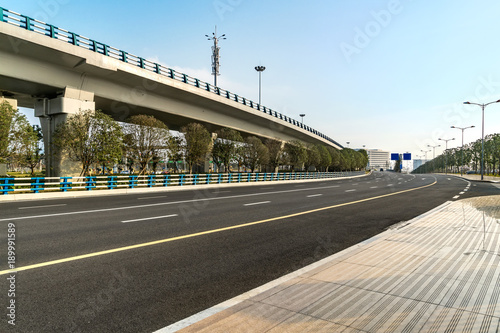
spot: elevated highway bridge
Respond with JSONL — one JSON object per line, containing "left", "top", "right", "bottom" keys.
{"left": 0, "top": 7, "right": 343, "bottom": 175}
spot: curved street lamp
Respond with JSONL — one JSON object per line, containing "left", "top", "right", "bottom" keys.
{"left": 420, "top": 149, "right": 431, "bottom": 161}
{"left": 420, "top": 149, "right": 431, "bottom": 173}
{"left": 463, "top": 99, "right": 500, "bottom": 180}
{"left": 438, "top": 138, "right": 455, "bottom": 174}
{"left": 427, "top": 144, "right": 440, "bottom": 159}
{"left": 451, "top": 125, "right": 475, "bottom": 176}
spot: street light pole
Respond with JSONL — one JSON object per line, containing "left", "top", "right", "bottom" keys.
{"left": 451, "top": 125, "right": 475, "bottom": 176}
{"left": 438, "top": 138, "right": 455, "bottom": 175}
{"left": 427, "top": 144, "right": 440, "bottom": 160}
{"left": 420, "top": 149, "right": 430, "bottom": 161}
{"left": 420, "top": 149, "right": 431, "bottom": 173}
{"left": 205, "top": 26, "right": 226, "bottom": 87}
{"left": 255, "top": 66, "right": 265, "bottom": 106}
{"left": 463, "top": 99, "right": 500, "bottom": 180}
{"left": 299, "top": 114, "right": 305, "bottom": 124}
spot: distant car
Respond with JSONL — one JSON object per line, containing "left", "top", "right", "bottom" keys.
{"left": 466, "top": 171, "right": 477, "bottom": 174}
{"left": 380, "top": 168, "right": 384, "bottom": 171}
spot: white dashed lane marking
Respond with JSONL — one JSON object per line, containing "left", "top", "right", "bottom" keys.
{"left": 122, "top": 214, "right": 178, "bottom": 223}
{"left": 244, "top": 201, "right": 271, "bottom": 206}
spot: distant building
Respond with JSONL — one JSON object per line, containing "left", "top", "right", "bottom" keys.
{"left": 366, "top": 149, "right": 390, "bottom": 170}
{"left": 412, "top": 159, "right": 425, "bottom": 171}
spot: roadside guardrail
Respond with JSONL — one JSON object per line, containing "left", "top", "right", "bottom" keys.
{"left": 0, "top": 171, "right": 364, "bottom": 195}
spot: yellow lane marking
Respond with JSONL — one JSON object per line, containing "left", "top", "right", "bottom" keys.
{"left": 0, "top": 180, "right": 437, "bottom": 275}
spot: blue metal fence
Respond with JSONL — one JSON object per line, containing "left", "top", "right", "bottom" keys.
{"left": 0, "top": 6, "right": 343, "bottom": 149}
{"left": 0, "top": 171, "right": 364, "bottom": 195}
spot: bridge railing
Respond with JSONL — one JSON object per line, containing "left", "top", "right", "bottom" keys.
{"left": 0, "top": 171, "right": 365, "bottom": 195}
{"left": 0, "top": 6, "right": 342, "bottom": 149}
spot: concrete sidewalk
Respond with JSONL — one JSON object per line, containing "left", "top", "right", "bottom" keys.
{"left": 166, "top": 195, "right": 500, "bottom": 333}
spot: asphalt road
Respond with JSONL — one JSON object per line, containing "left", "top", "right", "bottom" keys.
{"left": 0, "top": 172, "right": 498, "bottom": 332}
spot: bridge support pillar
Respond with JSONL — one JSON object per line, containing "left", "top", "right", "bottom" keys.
{"left": 35, "top": 87, "right": 95, "bottom": 177}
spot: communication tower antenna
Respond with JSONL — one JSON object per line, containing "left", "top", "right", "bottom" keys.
{"left": 205, "top": 26, "right": 226, "bottom": 87}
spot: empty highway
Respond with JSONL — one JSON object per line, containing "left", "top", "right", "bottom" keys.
{"left": 0, "top": 172, "right": 498, "bottom": 332}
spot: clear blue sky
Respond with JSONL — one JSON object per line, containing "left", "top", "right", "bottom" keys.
{"left": 4, "top": 0, "right": 500, "bottom": 162}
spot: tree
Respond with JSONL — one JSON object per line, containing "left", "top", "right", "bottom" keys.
{"left": 285, "top": 140, "right": 307, "bottom": 171}
{"left": 338, "top": 151, "right": 349, "bottom": 171}
{"left": 0, "top": 101, "right": 18, "bottom": 163}
{"left": 394, "top": 154, "right": 402, "bottom": 173}
{"left": 265, "top": 138, "right": 284, "bottom": 172}
{"left": 243, "top": 136, "right": 269, "bottom": 172}
{"left": 211, "top": 128, "right": 243, "bottom": 172}
{"left": 462, "top": 146, "right": 473, "bottom": 172}
{"left": 341, "top": 148, "right": 355, "bottom": 171}
{"left": 124, "top": 115, "right": 170, "bottom": 175}
{"left": 447, "top": 148, "right": 458, "bottom": 173}
{"left": 485, "top": 134, "right": 500, "bottom": 175}
{"left": 471, "top": 141, "right": 481, "bottom": 172}
{"left": 211, "top": 140, "right": 224, "bottom": 172}
{"left": 492, "top": 134, "right": 500, "bottom": 175}
{"left": 53, "top": 109, "right": 124, "bottom": 176}
{"left": 166, "top": 135, "right": 184, "bottom": 173}
{"left": 304, "top": 144, "right": 321, "bottom": 171}
{"left": 326, "top": 146, "right": 341, "bottom": 171}
{"left": 351, "top": 151, "right": 361, "bottom": 170}
{"left": 235, "top": 144, "right": 246, "bottom": 172}
{"left": 413, "top": 133, "right": 500, "bottom": 175}
{"left": 12, "top": 119, "right": 43, "bottom": 175}
{"left": 317, "top": 145, "right": 332, "bottom": 172}
{"left": 357, "top": 149, "right": 369, "bottom": 170}
{"left": 181, "top": 123, "right": 212, "bottom": 174}
{"left": 150, "top": 152, "right": 162, "bottom": 174}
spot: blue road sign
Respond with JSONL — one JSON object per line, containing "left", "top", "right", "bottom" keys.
{"left": 403, "top": 153, "right": 411, "bottom": 161}
{"left": 391, "top": 153, "right": 400, "bottom": 161}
